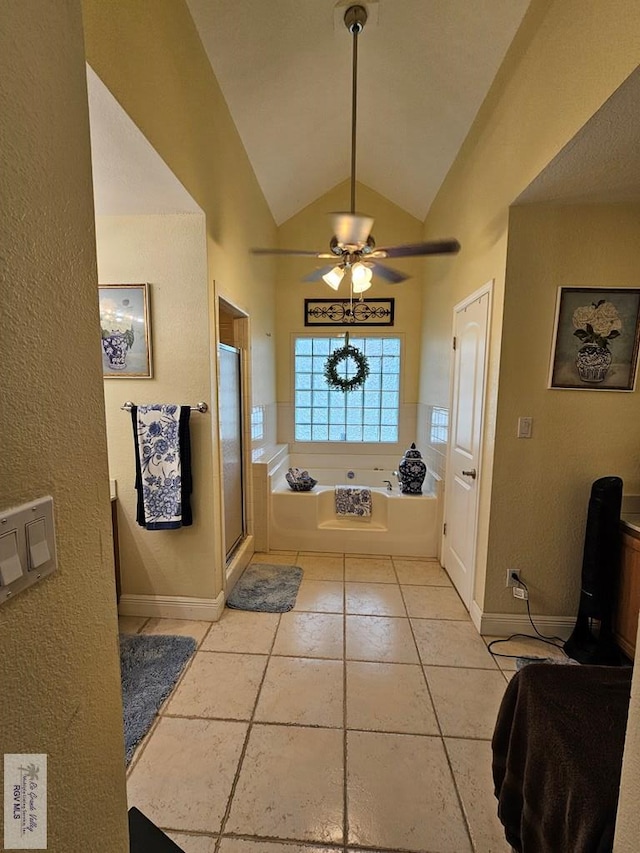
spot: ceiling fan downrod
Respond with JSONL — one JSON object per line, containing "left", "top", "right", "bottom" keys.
{"left": 344, "top": 5, "right": 367, "bottom": 215}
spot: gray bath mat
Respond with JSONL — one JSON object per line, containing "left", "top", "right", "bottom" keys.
{"left": 120, "top": 633, "right": 196, "bottom": 764}
{"left": 227, "top": 563, "right": 303, "bottom": 612}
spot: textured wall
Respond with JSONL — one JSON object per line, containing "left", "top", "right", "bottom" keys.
{"left": 419, "top": 0, "right": 640, "bottom": 609}
{"left": 275, "top": 180, "right": 424, "bottom": 454}
{"left": 0, "top": 2, "right": 128, "bottom": 850}
{"left": 488, "top": 203, "right": 640, "bottom": 616}
{"left": 83, "top": 0, "right": 279, "bottom": 592}
{"left": 96, "top": 214, "right": 220, "bottom": 597}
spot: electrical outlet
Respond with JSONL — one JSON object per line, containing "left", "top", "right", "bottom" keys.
{"left": 513, "top": 586, "right": 529, "bottom": 600}
{"left": 506, "top": 569, "right": 520, "bottom": 588}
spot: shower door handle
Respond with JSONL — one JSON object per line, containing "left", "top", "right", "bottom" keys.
{"left": 461, "top": 469, "right": 477, "bottom": 480}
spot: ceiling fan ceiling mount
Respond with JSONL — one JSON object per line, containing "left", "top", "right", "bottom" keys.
{"left": 344, "top": 4, "right": 368, "bottom": 35}
{"left": 251, "top": 3, "right": 461, "bottom": 290}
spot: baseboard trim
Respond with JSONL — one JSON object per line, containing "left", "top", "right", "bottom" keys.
{"left": 473, "top": 607, "right": 575, "bottom": 639}
{"left": 118, "top": 592, "right": 225, "bottom": 622}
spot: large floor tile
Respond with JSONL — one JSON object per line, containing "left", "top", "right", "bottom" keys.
{"left": 165, "top": 833, "right": 217, "bottom": 853}
{"left": 425, "top": 666, "right": 507, "bottom": 739}
{"left": 226, "top": 724, "right": 343, "bottom": 844}
{"left": 255, "top": 656, "right": 343, "bottom": 727}
{"left": 127, "top": 717, "right": 247, "bottom": 834}
{"left": 402, "top": 585, "right": 468, "bottom": 620}
{"left": 412, "top": 619, "right": 499, "bottom": 668}
{"left": 141, "top": 618, "right": 211, "bottom": 645}
{"left": 347, "top": 731, "right": 472, "bottom": 852}
{"left": 393, "top": 558, "right": 452, "bottom": 586}
{"left": 219, "top": 840, "right": 340, "bottom": 852}
{"left": 347, "top": 661, "right": 438, "bottom": 734}
{"left": 200, "top": 610, "right": 279, "bottom": 655}
{"left": 346, "top": 615, "right": 419, "bottom": 663}
{"left": 165, "top": 651, "right": 267, "bottom": 720}
{"left": 273, "top": 612, "right": 344, "bottom": 659}
{"left": 293, "top": 580, "right": 344, "bottom": 613}
{"left": 118, "top": 615, "right": 148, "bottom": 634}
{"left": 251, "top": 552, "right": 299, "bottom": 565}
{"left": 345, "top": 582, "right": 406, "bottom": 616}
{"left": 445, "top": 738, "right": 512, "bottom": 853}
{"left": 295, "top": 554, "right": 344, "bottom": 581}
{"left": 483, "top": 634, "right": 569, "bottom": 670}
{"left": 344, "top": 556, "right": 395, "bottom": 583}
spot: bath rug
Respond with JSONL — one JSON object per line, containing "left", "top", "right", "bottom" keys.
{"left": 120, "top": 633, "right": 196, "bottom": 764}
{"left": 227, "top": 563, "right": 303, "bottom": 612}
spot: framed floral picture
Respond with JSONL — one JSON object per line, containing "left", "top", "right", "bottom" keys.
{"left": 99, "top": 283, "right": 153, "bottom": 378}
{"left": 548, "top": 287, "right": 640, "bottom": 391}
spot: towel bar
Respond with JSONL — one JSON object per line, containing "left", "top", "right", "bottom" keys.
{"left": 121, "top": 401, "right": 209, "bottom": 413}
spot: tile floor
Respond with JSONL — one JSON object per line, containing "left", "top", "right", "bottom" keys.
{"left": 120, "top": 552, "right": 566, "bottom": 853}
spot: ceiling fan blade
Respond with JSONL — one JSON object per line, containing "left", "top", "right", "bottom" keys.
{"left": 330, "top": 212, "right": 375, "bottom": 246}
{"left": 372, "top": 239, "right": 461, "bottom": 259}
{"left": 370, "top": 263, "right": 409, "bottom": 284}
{"left": 302, "top": 264, "right": 341, "bottom": 283}
{"left": 251, "top": 247, "right": 326, "bottom": 257}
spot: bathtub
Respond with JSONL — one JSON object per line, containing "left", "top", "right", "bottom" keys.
{"left": 268, "top": 455, "right": 443, "bottom": 557}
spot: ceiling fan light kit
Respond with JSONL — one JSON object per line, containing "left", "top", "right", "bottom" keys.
{"left": 251, "top": 4, "right": 461, "bottom": 295}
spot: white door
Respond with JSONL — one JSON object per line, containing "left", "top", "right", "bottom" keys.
{"left": 443, "top": 283, "right": 491, "bottom": 608}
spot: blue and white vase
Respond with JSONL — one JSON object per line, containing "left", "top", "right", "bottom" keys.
{"left": 398, "top": 443, "right": 426, "bottom": 495}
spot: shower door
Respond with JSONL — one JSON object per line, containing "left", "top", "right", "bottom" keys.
{"left": 218, "top": 344, "right": 244, "bottom": 559}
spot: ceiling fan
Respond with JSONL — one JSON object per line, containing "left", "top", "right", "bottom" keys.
{"left": 252, "top": 4, "right": 460, "bottom": 294}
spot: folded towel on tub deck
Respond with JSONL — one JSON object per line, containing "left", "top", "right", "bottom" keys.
{"left": 335, "top": 485, "right": 372, "bottom": 517}
{"left": 131, "top": 404, "right": 193, "bottom": 530}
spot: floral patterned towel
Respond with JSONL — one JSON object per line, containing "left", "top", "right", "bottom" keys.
{"left": 131, "top": 404, "right": 193, "bottom": 530}
{"left": 335, "top": 486, "right": 372, "bottom": 518}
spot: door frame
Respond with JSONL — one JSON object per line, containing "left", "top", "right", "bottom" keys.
{"left": 441, "top": 279, "right": 493, "bottom": 608}
{"left": 216, "top": 295, "right": 253, "bottom": 590}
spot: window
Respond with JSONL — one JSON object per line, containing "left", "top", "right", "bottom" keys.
{"left": 294, "top": 336, "right": 401, "bottom": 442}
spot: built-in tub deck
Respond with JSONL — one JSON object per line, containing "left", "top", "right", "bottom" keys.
{"left": 267, "top": 458, "right": 442, "bottom": 557}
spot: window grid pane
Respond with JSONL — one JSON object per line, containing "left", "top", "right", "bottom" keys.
{"left": 294, "top": 336, "right": 400, "bottom": 443}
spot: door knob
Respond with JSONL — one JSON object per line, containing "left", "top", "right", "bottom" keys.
{"left": 462, "top": 469, "right": 477, "bottom": 479}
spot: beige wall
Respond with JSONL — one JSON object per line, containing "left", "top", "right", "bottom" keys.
{"left": 488, "top": 203, "right": 640, "bottom": 615}
{"left": 83, "top": 0, "right": 279, "bottom": 599}
{"left": 96, "top": 214, "right": 223, "bottom": 597}
{"left": 0, "top": 2, "right": 128, "bottom": 850}
{"left": 276, "top": 180, "right": 424, "bottom": 454}
{"left": 420, "top": 0, "right": 640, "bottom": 609}
{"left": 418, "top": 1, "right": 640, "bottom": 841}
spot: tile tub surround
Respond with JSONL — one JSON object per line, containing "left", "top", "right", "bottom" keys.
{"left": 265, "top": 455, "right": 443, "bottom": 557}
{"left": 125, "top": 551, "right": 512, "bottom": 852}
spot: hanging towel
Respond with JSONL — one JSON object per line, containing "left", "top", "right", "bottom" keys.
{"left": 131, "top": 404, "right": 193, "bottom": 530}
{"left": 335, "top": 485, "right": 372, "bottom": 518}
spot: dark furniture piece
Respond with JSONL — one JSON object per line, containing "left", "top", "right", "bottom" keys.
{"left": 564, "top": 476, "right": 623, "bottom": 664}
{"left": 129, "top": 807, "right": 185, "bottom": 852}
{"left": 492, "top": 663, "right": 632, "bottom": 853}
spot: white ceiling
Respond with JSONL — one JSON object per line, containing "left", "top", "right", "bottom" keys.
{"left": 187, "top": 0, "right": 530, "bottom": 225}
{"left": 87, "top": 66, "right": 201, "bottom": 216}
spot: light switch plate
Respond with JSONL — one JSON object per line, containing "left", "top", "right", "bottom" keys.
{"left": 0, "top": 497, "right": 56, "bottom": 606}
{"left": 517, "top": 416, "right": 533, "bottom": 438}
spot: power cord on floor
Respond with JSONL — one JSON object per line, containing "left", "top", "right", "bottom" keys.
{"left": 487, "top": 574, "right": 567, "bottom": 661}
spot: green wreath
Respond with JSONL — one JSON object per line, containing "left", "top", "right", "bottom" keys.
{"left": 324, "top": 338, "right": 370, "bottom": 393}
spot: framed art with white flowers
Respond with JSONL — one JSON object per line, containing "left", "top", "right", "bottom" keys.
{"left": 99, "top": 283, "right": 153, "bottom": 378}
{"left": 548, "top": 287, "right": 640, "bottom": 391}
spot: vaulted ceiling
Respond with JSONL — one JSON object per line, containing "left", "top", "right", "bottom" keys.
{"left": 186, "top": 0, "right": 530, "bottom": 224}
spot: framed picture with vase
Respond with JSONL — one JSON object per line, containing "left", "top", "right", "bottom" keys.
{"left": 548, "top": 287, "right": 640, "bottom": 391}
{"left": 99, "top": 283, "right": 153, "bottom": 378}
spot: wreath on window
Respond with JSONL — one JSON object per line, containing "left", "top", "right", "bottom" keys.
{"left": 324, "top": 333, "right": 370, "bottom": 393}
